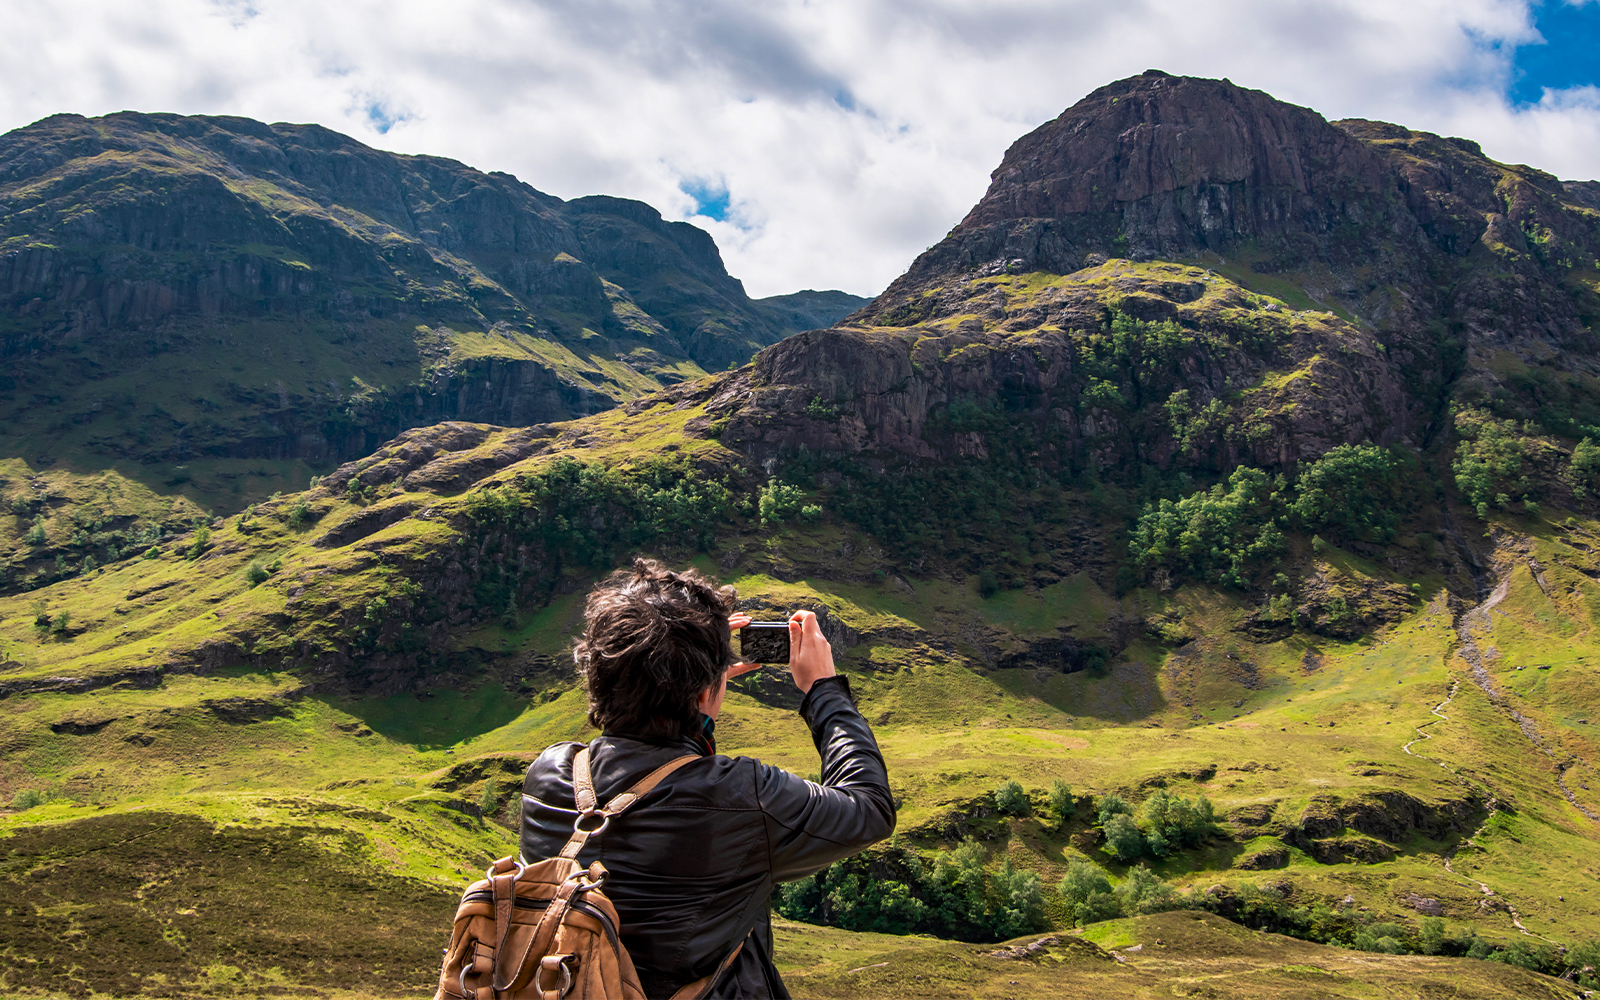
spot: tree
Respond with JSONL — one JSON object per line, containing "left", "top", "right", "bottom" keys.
{"left": 1048, "top": 780, "right": 1075, "bottom": 829}
{"left": 1058, "top": 858, "right": 1118, "bottom": 926}
{"left": 1096, "top": 793, "right": 1132, "bottom": 826}
{"left": 1103, "top": 813, "right": 1145, "bottom": 861}
{"left": 994, "top": 780, "right": 1029, "bottom": 817}
{"left": 1113, "top": 865, "right": 1176, "bottom": 914}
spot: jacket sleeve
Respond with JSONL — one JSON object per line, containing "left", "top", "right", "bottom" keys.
{"left": 756, "top": 675, "right": 896, "bottom": 883}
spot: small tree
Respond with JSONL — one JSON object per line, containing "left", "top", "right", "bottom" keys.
{"left": 1049, "top": 779, "right": 1075, "bottom": 829}
{"left": 1058, "top": 858, "right": 1118, "bottom": 927}
{"left": 1103, "top": 813, "right": 1145, "bottom": 861}
{"left": 1114, "top": 865, "right": 1176, "bottom": 914}
{"left": 11, "top": 789, "right": 45, "bottom": 810}
{"left": 51, "top": 610, "right": 71, "bottom": 635}
{"left": 1096, "top": 792, "right": 1132, "bottom": 826}
{"left": 185, "top": 526, "right": 211, "bottom": 561}
{"left": 994, "top": 780, "right": 1029, "bottom": 817}
{"left": 478, "top": 782, "right": 498, "bottom": 817}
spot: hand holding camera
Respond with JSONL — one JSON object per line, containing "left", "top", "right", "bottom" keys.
{"left": 727, "top": 610, "right": 836, "bottom": 694}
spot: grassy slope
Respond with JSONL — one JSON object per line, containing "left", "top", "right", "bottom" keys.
{"left": 3, "top": 266, "right": 1599, "bottom": 996}
{"left": 776, "top": 912, "right": 1581, "bottom": 999}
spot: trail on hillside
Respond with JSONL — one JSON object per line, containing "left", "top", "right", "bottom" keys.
{"left": 1396, "top": 571, "right": 1600, "bottom": 942}
{"left": 1452, "top": 573, "right": 1599, "bottom": 822}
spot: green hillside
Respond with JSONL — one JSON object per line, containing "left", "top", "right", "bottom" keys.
{"left": 0, "top": 113, "right": 866, "bottom": 522}
{"left": 4, "top": 71, "right": 1600, "bottom": 997}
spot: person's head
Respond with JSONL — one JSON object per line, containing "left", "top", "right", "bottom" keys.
{"left": 575, "top": 558, "right": 737, "bottom": 737}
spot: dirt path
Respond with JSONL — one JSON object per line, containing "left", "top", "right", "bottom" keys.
{"left": 1451, "top": 573, "right": 1599, "bottom": 822}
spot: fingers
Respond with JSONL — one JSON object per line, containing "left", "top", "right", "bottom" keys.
{"left": 728, "top": 613, "right": 752, "bottom": 630}
{"left": 726, "top": 660, "right": 763, "bottom": 679}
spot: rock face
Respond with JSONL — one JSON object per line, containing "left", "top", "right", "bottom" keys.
{"left": 702, "top": 71, "right": 1600, "bottom": 483}
{"left": 0, "top": 112, "right": 834, "bottom": 506}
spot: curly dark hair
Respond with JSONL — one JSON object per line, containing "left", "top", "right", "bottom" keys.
{"left": 575, "top": 558, "right": 738, "bottom": 737}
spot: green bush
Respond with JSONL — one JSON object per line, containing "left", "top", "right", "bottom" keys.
{"left": 1058, "top": 858, "right": 1118, "bottom": 926}
{"left": 185, "top": 526, "right": 211, "bottom": 561}
{"left": 1096, "top": 793, "right": 1132, "bottom": 826}
{"left": 994, "top": 780, "right": 1029, "bottom": 817}
{"left": 1049, "top": 779, "right": 1075, "bottom": 828}
{"left": 759, "top": 479, "right": 807, "bottom": 526}
{"left": 1134, "top": 789, "right": 1215, "bottom": 857}
{"left": 774, "top": 840, "right": 1046, "bottom": 943}
{"left": 1114, "top": 865, "right": 1177, "bottom": 914}
{"left": 246, "top": 563, "right": 271, "bottom": 586}
{"left": 1290, "top": 444, "right": 1403, "bottom": 544}
{"left": 1453, "top": 407, "right": 1532, "bottom": 517}
{"left": 51, "top": 610, "right": 71, "bottom": 634}
{"left": 11, "top": 789, "right": 45, "bottom": 810}
{"left": 1103, "top": 813, "right": 1145, "bottom": 861}
{"left": 1129, "top": 466, "right": 1286, "bottom": 589}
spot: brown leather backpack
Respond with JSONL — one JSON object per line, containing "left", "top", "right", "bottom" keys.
{"left": 435, "top": 747, "right": 743, "bottom": 1000}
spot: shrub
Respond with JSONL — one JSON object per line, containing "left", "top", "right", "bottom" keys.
{"left": 185, "top": 526, "right": 211, "bottom": 561}
{"left": 11, "top": 789, "right": 45, "bottom": 810}
{"left": 989, "top": 859, "right": 1046, "bottom": 939}
{"left": 1289, "top": 444, "right": 1402, "bottom": 544}
{"left": 1049, "top": 779, "right": 1075, "bottom": 828}
{"left": 759, "top": 479, "right": 806, "bottom": 526}
{"left": 1453, "top": 407, "right": 1532, "bottom": 517}
{"left": 1058, "top": 858, "right": 1118, "bottom": 927}
{"left": 144, "top": 545, "right": 161, "bottom": 560}
{"left": 994, "top": 780, "right": 1029, "bottom": 817}
{"left": 1129, "top": 466, "right": 1287, "bottom": 589}
{"left": 51, "top": 610, "right": 71, "bottom": 634}
{"left": 977, "top": 568, "right": 1000, "bottom": 598}
{"left": 1114, "top": 865, "right": 1177, "bottom": 914}
{"left": 478, "top": 782, "right": 498, "bottom": 817}
{"left": 1567, "top": 438, "right": 1600, "bottom": 498}
{"left": 1103, "top": 813, "right": 1145, "bottom": 861}
{"left": 246, "top": 563, "right": 271, "bottom": 586}
{"left": 1096, "top": 793, "right": 1132, "bottom": 826}
{"left": 287, "top": 496, "right": 313, "bottom": 527}
{"left": 1352, "top": 921, "right": 1410, "bottom": 954}
{"left": 1135, "top": 790, "right": 1215, "bottom": 857}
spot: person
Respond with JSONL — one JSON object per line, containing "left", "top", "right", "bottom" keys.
{"left": 518, "top": 559, "right": 895, "bottom": 998}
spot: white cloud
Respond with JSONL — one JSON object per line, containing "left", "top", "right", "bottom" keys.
{"left": 0, "top": 0, "right": 1595, "bottom": 297}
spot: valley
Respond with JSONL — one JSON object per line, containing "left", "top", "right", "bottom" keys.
{"left": 5, "top": 69, "right": 1600, "bottom": 997}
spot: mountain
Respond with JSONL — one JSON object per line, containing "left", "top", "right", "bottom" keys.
{"left": 0, "top": 112, "right": 864, "bottom": 513}
{"left": 4, "top": 72, "right": 1600, "bottom": 997}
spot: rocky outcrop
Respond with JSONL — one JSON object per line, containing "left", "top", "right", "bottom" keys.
{"left": 0, "top": 112, "right": 842, "bottom": 506}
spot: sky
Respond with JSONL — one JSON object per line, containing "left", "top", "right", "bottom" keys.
{"left": 1, "top": 1, "right": 1596, "bottom": 299}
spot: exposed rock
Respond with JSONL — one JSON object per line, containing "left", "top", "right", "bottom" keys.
{"left": 201, "top": 697, "right": 292, "bottom": 724}
{"left": 1233, "top": 846, "right": 1290, "bottom": 870}
{"left": 1403, "top": 893, "right": 1446, "bottom": 916}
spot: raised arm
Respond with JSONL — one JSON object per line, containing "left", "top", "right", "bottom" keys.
{"left": 755, "top": 611, "right": 895, "bottom": 881}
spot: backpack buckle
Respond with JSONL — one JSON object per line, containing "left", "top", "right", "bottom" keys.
{"left": 537, "top": 953, "right": 579, "bottom": 998}
{"left": 572, "top": 807, "right": 610, "bottom": 838}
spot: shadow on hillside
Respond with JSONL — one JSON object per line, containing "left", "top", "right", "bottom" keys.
{"left": 994, "top": 658, "right": 1169, "bottom": 723}
{"left": 329, "top": 681, "right": 523, "bottom": 749}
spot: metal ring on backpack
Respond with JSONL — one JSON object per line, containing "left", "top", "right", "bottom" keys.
{"left": 573, "top": 808, "right": 610, "bottom": 838}
{"left": 537, "top": 954, "right": 576, "bottom": 998}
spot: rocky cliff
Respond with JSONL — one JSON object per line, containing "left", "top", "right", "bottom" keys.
{"left": 0, "top": 112, "right": 861, "bottom": 509}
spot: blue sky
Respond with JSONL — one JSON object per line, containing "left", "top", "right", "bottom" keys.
{"left": 1, "top": 0, "right": 1597, "bottom": 297}
{"left": 1511, "top": 0, "right": 1600, "bottom": 103}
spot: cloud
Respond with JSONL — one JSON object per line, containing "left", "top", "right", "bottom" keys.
{"left": 0, "top": 0, "right": 1596, "bottom": 297}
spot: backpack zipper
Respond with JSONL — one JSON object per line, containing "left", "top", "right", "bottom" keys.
{"left": 461, "top": 889, "right": 620, "bottom": 949}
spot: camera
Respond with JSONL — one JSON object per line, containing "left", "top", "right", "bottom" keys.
{"left": 739, "top": 622, "right": 791, "bottom": 664}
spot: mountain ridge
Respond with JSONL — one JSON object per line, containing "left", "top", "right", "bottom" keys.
{"left": 3, "top": 72, "right": 1600, "bottom": 998}
{"left": 0, "top": 110, "right": 868, "bottom": 510}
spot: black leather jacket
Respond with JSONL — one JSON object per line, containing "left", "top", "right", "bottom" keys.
{"left": 519, "top": 676, "right": 894, "bottom": 999}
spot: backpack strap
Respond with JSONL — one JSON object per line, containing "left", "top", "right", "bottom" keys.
{"left": 557, "top": 745, "right": 700, "bottom": 860}
{"left": 493, "top": 746, "right": 702, "bottom": 994}
{"left": 669, "top": 937, "right": 746, "bottom": 1000}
